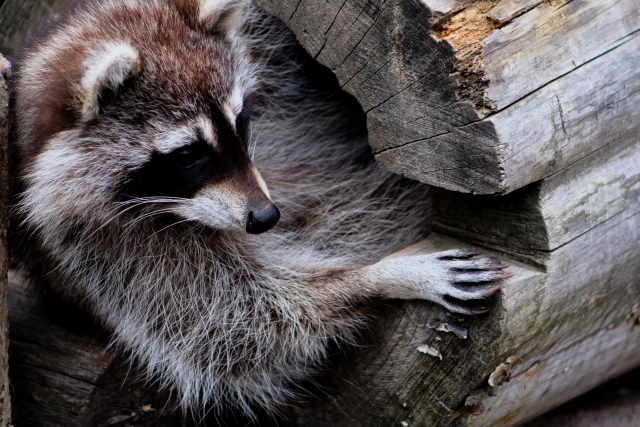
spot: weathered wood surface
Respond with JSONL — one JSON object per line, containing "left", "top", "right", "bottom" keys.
{"left": 528, "top": 390, "right": 640, "bottom": 427}
{"left": 432, "top": 137, "right": 640, "bottom": 258}
{"left": 523, "top": 366, "right": 640, "bottom": 427}
{"left": 255, "top": 0, "right": 640, "bottom": 194}
{"left": 276, "top": 207, "right": 640, "bottom": 427}
{"left": 10, "top": 214, "right": 640, "bottom": 426}
{"left": 0, "top": 55, "right": 11, "bottom": 427}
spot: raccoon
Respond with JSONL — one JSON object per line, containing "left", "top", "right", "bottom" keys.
{"left": 10, "top": 0, "right": 510, "bottom": 417}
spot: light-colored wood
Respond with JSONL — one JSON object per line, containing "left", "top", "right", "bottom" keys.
{"left": 265, "top": 207, "right": 640, "bottom": 426}
{"left": 489, "top": 0, "right": 542, "bottom": 23}
{"left": 464, "top": 211, "right": 640, "bottom": 426}
{"left": 419, "top": 0, "right": 456, "bottom": 14}
{"left": 256, "top": 0, "right": 640, "bottom": 194}
{"left": 433, "top": 137, "right": 640, "bottom": 255}
{"left": 472, "top": 324, "right": 640, "bottom": 427}
{"left": 523, "top": 385, "right": 640, "bottom": 427}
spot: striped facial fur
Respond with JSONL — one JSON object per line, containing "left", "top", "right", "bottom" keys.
{"left": 15, "top": 0, "right": 276, "bottom": 235}
{"left": 11, "top": 0, "right": 511, "bottom": 420}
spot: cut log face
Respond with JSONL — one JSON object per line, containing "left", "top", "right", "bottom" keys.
{"left": 432, "top": 138, "right": 640, "bottom": 256}
{"left": 256, "top": 0, "right": 640, "bottom": 194}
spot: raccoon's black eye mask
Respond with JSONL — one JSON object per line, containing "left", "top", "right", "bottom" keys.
{"left": 121, "top": 138, "right": 219, "bottom": 199}
{"left": 172, "top": 144, "right": 206, "bottom": 169}
{"left": 120, "top": 103, "right": 253, "bottom": 200}
{"left": 235, "top": 107, "right": 250, "bottom": 148}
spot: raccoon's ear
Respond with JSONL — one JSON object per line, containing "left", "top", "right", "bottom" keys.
{"left": 193, "top": 0, "right": 248, "bottom": 36}
{"left": 78, "top": 42, "right": 141, "bottom": 120}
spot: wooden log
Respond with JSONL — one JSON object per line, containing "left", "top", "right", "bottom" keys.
{"left": 269, "top": 236, "right": 542, "bottom": 427}
{"left": 0, "top": 54, "right": 11, "bottom": 427}
{"left": 254, "top": 0, "right": 640, "bottom": 194}
{"left": 432, "top": 137, "right": 640, "bottom": 257}
{"left": 522, "top": 367, "right": 640, "bottom": 427}
{"left": 275, "top": 211, "right": 640, "bottom": 427}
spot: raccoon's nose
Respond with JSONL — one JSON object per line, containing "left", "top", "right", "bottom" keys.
{"left": 246, "top": 202, "right": 280, "bottom": 234}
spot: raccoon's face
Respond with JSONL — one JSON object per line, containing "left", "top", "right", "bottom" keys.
{"left": 122, "top": 110, "right": 280, "bottom": 234}
{"left": 16, "top": 0, "right": 280, "bottom": 236}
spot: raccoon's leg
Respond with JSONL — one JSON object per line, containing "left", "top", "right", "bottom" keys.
{"left": 320, "top": 250, "right": 510, "bottom": 315}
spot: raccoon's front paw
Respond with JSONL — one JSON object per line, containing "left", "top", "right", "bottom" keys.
{"left": 432, "top": 249, "right": 512, "bottom": 315}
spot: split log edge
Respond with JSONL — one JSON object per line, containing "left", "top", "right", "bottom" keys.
{"left": 255, "top": 0, "right": 640, "bottom": 195}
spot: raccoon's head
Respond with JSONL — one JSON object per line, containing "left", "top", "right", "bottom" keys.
{"left": 15, "top": 0, "right": 281, "bottom": 240}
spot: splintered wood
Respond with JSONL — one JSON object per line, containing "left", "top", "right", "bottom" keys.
{"left": 429, "top": 0, "right": 503, "bottom": 115}
{"left": 258, "top": 0, "right": 640, "bottom": 195}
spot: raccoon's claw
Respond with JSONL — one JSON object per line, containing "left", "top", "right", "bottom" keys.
{"left": 443, "top": 296, "right": 492, "bottom": 315}
{"left": 436, "top": 252, "right": 511, "bottom": 315}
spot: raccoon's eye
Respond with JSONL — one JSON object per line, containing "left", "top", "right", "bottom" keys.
{"left": 235, "top": 108, "right": 251, "bottom": 147}
{"left": 172, "top": 147, "right": 201, "bottom": 169}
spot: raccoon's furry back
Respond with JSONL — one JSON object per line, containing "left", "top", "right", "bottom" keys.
{"left": 247, "top": 13, "right": 431, "bottom": 266}
{"left": 10, "top": 0, "right": 432, "bottom": 417}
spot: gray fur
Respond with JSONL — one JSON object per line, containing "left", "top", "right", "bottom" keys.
{"left": 10, "top": 0, "right": 509, "bottom": 417}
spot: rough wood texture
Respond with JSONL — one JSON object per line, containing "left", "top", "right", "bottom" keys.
{"left": 255, "top": 0, "right": 640, "bottom": 194}
{"left": 528, "top": 391, "right": 640, "bottom": 427}
{"left": 523, "top": 367, "right": 640, "bottom": 427}
{"left": 271, "top": 236, "right": 540, "bottom": 427}
{"left": 432, "top": 137, "right": 640, "bottom": 257}
{"left": 0, "top": 55, "right": 11, "bottom": 427}
{"left": 271, "top": 209, "right": 640, "bottom": 426}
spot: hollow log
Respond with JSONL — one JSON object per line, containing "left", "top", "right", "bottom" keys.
{"left": 254, "top": 0, "right": 640, "bottom": 194}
